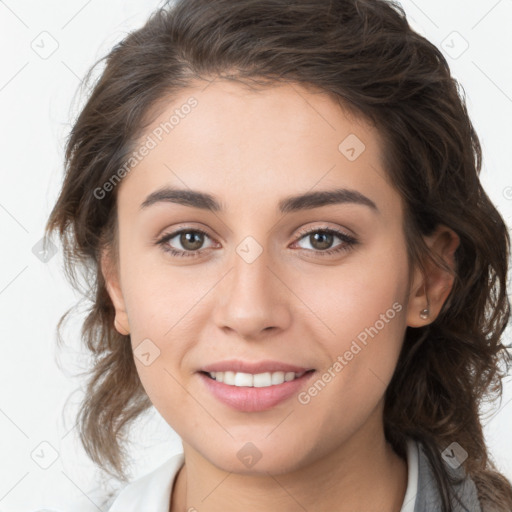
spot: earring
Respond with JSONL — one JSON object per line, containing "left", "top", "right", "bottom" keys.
{"left": 420, "top": 282, "right": 430, "bottom": 320}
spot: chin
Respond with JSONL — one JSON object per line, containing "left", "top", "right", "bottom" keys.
{"left": 199, "top": 441, "right": 309, "bottom": 476}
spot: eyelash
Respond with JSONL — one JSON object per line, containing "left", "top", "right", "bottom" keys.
{"left": 155, "top": 225, "right": 358, "bottom": 259}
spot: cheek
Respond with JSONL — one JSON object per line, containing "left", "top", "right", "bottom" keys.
{"left": 120, "top": 245, "right": 207, "bottom": 335}
{"left": 303, "top": 239, "right": 407, "bottom": 342}
{"left": 120, "top": 254, "right": 211, "bottom": 404}
{"left": 303, "top": 242, "right": 408, "bottom": 397}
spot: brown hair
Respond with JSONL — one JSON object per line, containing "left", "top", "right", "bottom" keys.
{"left": 44, "top": 0, "right": 512, "bottom": 510}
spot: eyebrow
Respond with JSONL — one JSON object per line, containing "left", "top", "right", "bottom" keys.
{"left": 140, "top": 186, "right": 379, "bottom": 214}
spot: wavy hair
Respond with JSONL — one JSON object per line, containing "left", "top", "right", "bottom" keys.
{"left": 44, "top": 0, "right": 512, "bottom": 510}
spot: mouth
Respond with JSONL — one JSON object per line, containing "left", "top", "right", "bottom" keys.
{"left": 197, "top": 369, "right": 317, "bottom": 412}
{"left": 199, "top": 369, "right": 315, "bottom": 388}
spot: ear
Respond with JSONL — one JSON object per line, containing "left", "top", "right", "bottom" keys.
{"left": 100, "top": 247, "right": 130, "bottom": 336}
{"left": 406, "top": 224, "right": 460, "bottom": 327}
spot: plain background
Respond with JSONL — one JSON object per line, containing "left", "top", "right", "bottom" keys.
{"left": 0, "top": 0, "right": 511, "bottom": 510}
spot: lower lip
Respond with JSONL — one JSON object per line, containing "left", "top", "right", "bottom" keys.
{"left": 198, "top": 371, "right": 316, "bottom": 412}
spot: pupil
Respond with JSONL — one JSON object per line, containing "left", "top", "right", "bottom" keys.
{"left": 181, "top": 231, "right": 203, "bottom": 250}
{"left": 312, "top": 232, "right": 332, "bottom": 250}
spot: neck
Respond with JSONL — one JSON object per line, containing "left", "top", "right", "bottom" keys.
{"left": 170, "top": 421, "right": 408, "bottom": 512}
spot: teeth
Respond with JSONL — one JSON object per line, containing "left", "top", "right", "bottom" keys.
{"left": 208, "top": 370, "right": 307, "bottom": 387}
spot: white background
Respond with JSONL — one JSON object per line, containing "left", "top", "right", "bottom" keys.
{"left": 0, "top": 0, "right": 511, "bottom": 510}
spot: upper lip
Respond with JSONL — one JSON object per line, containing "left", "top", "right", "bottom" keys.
{"left": 200, "top": 359, "right": 314, "bottom": 374}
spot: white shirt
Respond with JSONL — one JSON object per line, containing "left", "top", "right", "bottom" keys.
{"left": 107, "top": 438, "right": 419, "bottom": 512}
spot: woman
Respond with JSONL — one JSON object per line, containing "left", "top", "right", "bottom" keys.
{"left": 44, "top": 0, "right": 512, "bottom": 510}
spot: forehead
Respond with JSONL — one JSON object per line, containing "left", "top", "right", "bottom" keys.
{"left": 116, "top": 79, "right": 401, "bottom": 219}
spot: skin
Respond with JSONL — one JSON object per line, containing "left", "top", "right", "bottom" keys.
{"left": 102, "top": 79, "right": 460, "bottom": 512}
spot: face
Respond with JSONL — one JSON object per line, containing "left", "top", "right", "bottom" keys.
{"left": 102, "top": 79, "right": 433, "bottom": 475}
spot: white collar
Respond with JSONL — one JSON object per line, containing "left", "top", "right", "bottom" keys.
{"left": 400, "top": 437, "right": 419, "bottom": 512}
{"left": 108, "top": 451, "right": 185, "bottom": 511}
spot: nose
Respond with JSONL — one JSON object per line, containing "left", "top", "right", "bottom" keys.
{"left": 212, "top": 245, "right": 292, "bottom": 340}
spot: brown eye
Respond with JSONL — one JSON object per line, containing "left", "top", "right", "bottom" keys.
{"left": 307, "top": 231, "right": 335, "bottom": 250}
{"left": 293, "top": 227, "right": 358, "bottom": 257}
{"left": 156, "top": 228, "right": 215, "bottom": 258}
{"left": 179, "top": 231, "right": 205, "bottom": 251}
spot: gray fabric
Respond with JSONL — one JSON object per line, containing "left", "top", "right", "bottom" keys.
{"left": 414, "top": 442, "right": 482, "bottom": 512}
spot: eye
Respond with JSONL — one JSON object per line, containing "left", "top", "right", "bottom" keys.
{"left": 156, "top": 227, "right": 216, "bottom": 258}
{"left": 292, "top": 226, "right": 358, "bottom": 257}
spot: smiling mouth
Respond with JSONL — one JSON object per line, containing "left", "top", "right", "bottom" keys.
{"left": 199, "top": 369, "right": 315, "bottom": 388}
